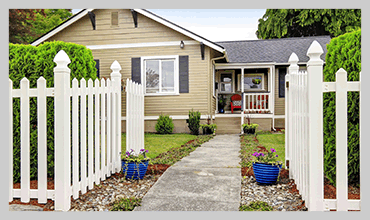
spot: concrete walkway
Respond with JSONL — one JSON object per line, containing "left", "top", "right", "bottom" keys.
{"left": 135, "top": 134, "right": 241, "bottom": 211}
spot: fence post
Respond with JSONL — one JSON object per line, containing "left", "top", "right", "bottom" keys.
{"left": 53, "top": 50, "right": 71, "bottom": 211}
{"left": 110, "top": 60, "right": 122, "bottom": 172}
{"left": 306, "top": 40, "right": 324, "bottom": 211}
{"left": 287, "top": 52, "right": 299, "bottom": 176}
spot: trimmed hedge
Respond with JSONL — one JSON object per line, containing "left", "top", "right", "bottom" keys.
{"left": 323, "top": 29, "right": 361, "bottom": 186}
{"left": 9, "top": 41, "right": 97, "bottom": 183}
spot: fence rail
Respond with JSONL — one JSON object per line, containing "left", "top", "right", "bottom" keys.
{"left": 285, "top": 41, "right": 361, "bottom": 211}
{"left": 9, "top": 50, "right": 122, "bottom": 211}
{"left": 242, "top": 92, "right": 271, "bottom": 113}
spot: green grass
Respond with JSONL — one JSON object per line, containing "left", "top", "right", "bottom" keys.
{"left": 121, "top": 133, "right": 198, "bottom": 159}
{"left": 240, "top": 133, "right": 285, "bottom": 168}
{"left": 240, "top": 201, "right": 273, "bottom": 211}
{"left": 257, "top": 133, "right": 285, "bottom": 168}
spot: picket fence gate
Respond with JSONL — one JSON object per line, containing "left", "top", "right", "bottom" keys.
{"left": 126, "top": 79, "right": 144, "bottom": 154}
{"left": 9, "top": 50, "right": 122, "bottom": 211}
{"left": 285, "top": 41, "right": 362, "bottom": 211}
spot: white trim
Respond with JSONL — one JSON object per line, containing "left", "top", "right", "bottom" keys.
{"left": 31, "top": 9, "right": 94, "bottom": 46}
{"left": 218, "top": 70, "right": 235, "bottom": 94}
{"left": 216, "top": 113, "right": 273, "bottom": 119}
{"left": 121, "top": 115, "right": 215, "bottom": 120}
{"left": 86, "top": 40, "right": 199, "bottom": 50}
{"left": 134, "top": 9, "right": 226, "bottom": 54}
{"left": 141, "top": 55, "right": 180, "bottom": 96}
{"left": 273, "top": 115, "right": 285, "bottom": 119}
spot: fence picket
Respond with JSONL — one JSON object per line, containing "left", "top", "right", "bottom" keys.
{"left": 37, "top": 77, "right": 47, "bottom": 203}
{"left": 106, "top": 79, "right": 111, "bottom": 177}
{"left": 95, "top": 79, "right": 101, "bottom": 184}
{"left": 72, "top": 78, "right": 79, "bottom": 199}
{"left": 80, "top": 78, "right": 87, "bottom": 194}
{"left": 20, "top": 78, "right": 30, "bottom": 203}
{"left": 335, "top": 68, "right": 349, "bottom": 211}
{"left": 88, "top": 79, "right": 94, "bottom": 190}
{"left": 101, "top": 78, "right": 106, "bottom": 180}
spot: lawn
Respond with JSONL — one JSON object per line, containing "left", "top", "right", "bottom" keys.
{"left": 257, "top": 133, "right": 285, "bottom": 167}
{"left": 121, "top": 133, "right": 198, "bottom": 159}
{"left": 240, "top": 133, "right": 286, "bottom": 168}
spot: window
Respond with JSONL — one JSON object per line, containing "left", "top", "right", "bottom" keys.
{"left": 94, "top": 59, "right": 100, "bottom": 78}
{"left": 278, "top": 68, "right": 287, "bottom": 98}
{"left": 238, "top": 73, "right": 264, "bottom": 91}
{"left": 141, "top": 56, "right": 179, "bottom": 95}
{"left": 219, "top": 71, "right": 234, "bottom": 93}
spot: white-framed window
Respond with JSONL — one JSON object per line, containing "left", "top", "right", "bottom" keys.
{"left": 141, "top": 55, "right": 179, "bottom": 96}
{"left": 238, "top": 73, "right": 265, "bottom": 92}
{"left": 219, "top": 70, "right": 235, "bottom": 93}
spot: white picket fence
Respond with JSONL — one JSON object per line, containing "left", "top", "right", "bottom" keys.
{"left": 9, "top": 50, "right": 122, "bottom": 211}
{"left": 126, "top": 79, "right": 144, "bottom": 154}
{"left": 285, "top": 41, "right": 362, "bottom": 211}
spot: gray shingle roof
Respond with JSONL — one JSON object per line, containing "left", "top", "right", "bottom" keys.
{"left": 217, "top": 35, "right": 331, "bottom": 64}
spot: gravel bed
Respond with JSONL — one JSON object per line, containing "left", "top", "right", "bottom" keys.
{"left": 68, "top": 173, "right": 161, "bottom": 211}
{"left": 241, "top": 175, "right": 307, "bottom": 211}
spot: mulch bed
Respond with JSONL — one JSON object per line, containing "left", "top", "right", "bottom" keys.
{"left": 9, "top": 164, "right": 170, "bottom": 211}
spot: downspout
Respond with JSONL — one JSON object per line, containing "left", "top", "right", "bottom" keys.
{"left": 210, "top": 53, "right": 227, "bottom": 123}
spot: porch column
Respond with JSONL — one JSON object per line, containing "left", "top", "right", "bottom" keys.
{"left": 241, "top": 68, "right": 244, "bottom": 134}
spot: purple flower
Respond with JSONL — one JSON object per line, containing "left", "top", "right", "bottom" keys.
{"left": 271, "top": 148, "right": 276, "bottom": 153}
{"left": 275, "top": 155, "right": 279, "bottom": 157}
{"left": 252, "top": 152, "right": 259, "bottom": 157}
{"left": 146, "top": 150, "right": 149, "bottom": 153}
{"left": 140, "top": 149, "right": 145, "bottom": 152}
{"left": 259, "top": 153, "right": 265, "bottom": 157}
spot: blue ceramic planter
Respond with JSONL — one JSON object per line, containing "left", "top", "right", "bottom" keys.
{"left": 253, "top": 162, "right": 282, "bottom": 184}
{"left": 121, "top": 160, "right": 149, "bottom": 180}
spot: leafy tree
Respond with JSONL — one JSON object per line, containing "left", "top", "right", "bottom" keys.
{"left": 9, "top": 9, "right": 44, "bottom": 44}
{"left": 9, "top": 9, "right": 72, "bottom": 44}
{"left": 256, "top": 9, "right": 361, "bottom": 39}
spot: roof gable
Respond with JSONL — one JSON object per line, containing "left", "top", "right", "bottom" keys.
{"left": 31, "top": 9, "right": 226, "bottom": 55}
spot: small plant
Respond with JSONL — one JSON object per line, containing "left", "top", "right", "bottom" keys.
{"left": 155, "top": 114, "right": 174, "bottom": 134}
{"left": 252, "top": 78, "right": 262, "bottom": 85}
{"left": 186, "top": 109, "right": 201, "bottom": 135}
{"left": 200, "top": 124, "right": 217, "bottom": 134}
{"left": 239, "top": 201, "right": 273, "bottom": 211}
{"left": 123, "top": 149, "right": 150, "bottom": 163}
{"left": 252, "top": 148, "right": 282, "bottom": 165}
{"left": 242, "top": 123, "right": 259, "bottom": 130}
{"left": 110, "top": 197, "right": 142, "bottom": 211}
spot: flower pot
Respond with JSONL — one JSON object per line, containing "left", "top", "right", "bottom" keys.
{"left": 121, "top": 160, "right": 149, "bottom": 180}
{"left": 243, "top": 128, "right": 256, "bottom": 134}
{"left": 252, "top": 162, "right": 282, "bottom": 184}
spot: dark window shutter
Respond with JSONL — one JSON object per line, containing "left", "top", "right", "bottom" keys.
{"left": 131, "top": 57, "right": 141, "bottom": 84}
{"left": 279, "top": 68, "right": 287, "bottom": 98}
{"left": 94, "top": 59, "right": 100, "bottom": 78}
{"left": 179, "top": 56, "right": 189, "bottom": 93}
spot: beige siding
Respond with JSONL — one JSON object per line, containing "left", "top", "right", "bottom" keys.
{"left": 49, "top": 9, "right": 194, "bottom": 45}
{"left": 47, "top": 9, "right": 214, "bottom": 118}
{"left": 274, "top": 67, "right": 285, "bottom": 115}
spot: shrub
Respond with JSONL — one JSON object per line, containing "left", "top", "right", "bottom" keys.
{"left": 9, "top": 41, "right": 97, "bottom": 183}
{"left": 186, "top": 109, "right": 201, "bottom": 135}
{"left": 323, "top": 29, "right": 361, "bottom": 186}
{"left": 155, "top": 114, "right": 174, "bottom": 134}
{"left": 200, "top": 124, "right": 217, "bottom": 134}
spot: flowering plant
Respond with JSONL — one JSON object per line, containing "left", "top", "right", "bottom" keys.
{"left": 252, "top": 148, "right": 282, "bottom": 165}
{"left": 122, "top": 149, "right": 150, "bottom": 163}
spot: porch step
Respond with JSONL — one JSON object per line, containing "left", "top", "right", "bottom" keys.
{"left": 215, "top": 117, "right": 241, "bottom": 134}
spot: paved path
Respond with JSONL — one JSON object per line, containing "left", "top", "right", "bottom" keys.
{"left": 135, "top": 134, "right": 241, "bottom": 211}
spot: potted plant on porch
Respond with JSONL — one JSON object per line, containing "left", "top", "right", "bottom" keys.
{"left": 218, "top": 95, "right": 226, "bottom": 113}
{"left": 122, "top": 149, "right": 150, "bottom": 180}
{"left": 252, "top": 148, "right": 282, "bottom": 185}
{"left": 242, "top": 123, "right": 259, "bottom": 134}
{"left": 200, "top": 124, "right": 217, "bottom": 135}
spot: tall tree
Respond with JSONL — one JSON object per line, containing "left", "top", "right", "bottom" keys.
{"left": 256, "top": 9, "right": 361, "bottom": 39}
{"left": 9, "top": 9, "right": 44, "bottom": 44}
{"left": 9, "top": 9, "right": 72, "bottom": 44}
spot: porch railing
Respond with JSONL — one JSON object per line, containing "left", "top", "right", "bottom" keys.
{"left": 242, "top": 92, "right": 271, "bottom": 113}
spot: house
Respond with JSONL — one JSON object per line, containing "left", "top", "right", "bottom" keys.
{"left": 31, "top": 9, "right": 331, "bottom": 134}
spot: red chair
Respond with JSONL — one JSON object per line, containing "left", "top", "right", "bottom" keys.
{"left": 230, "top": 94, "right": 242, "bottom": 113}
